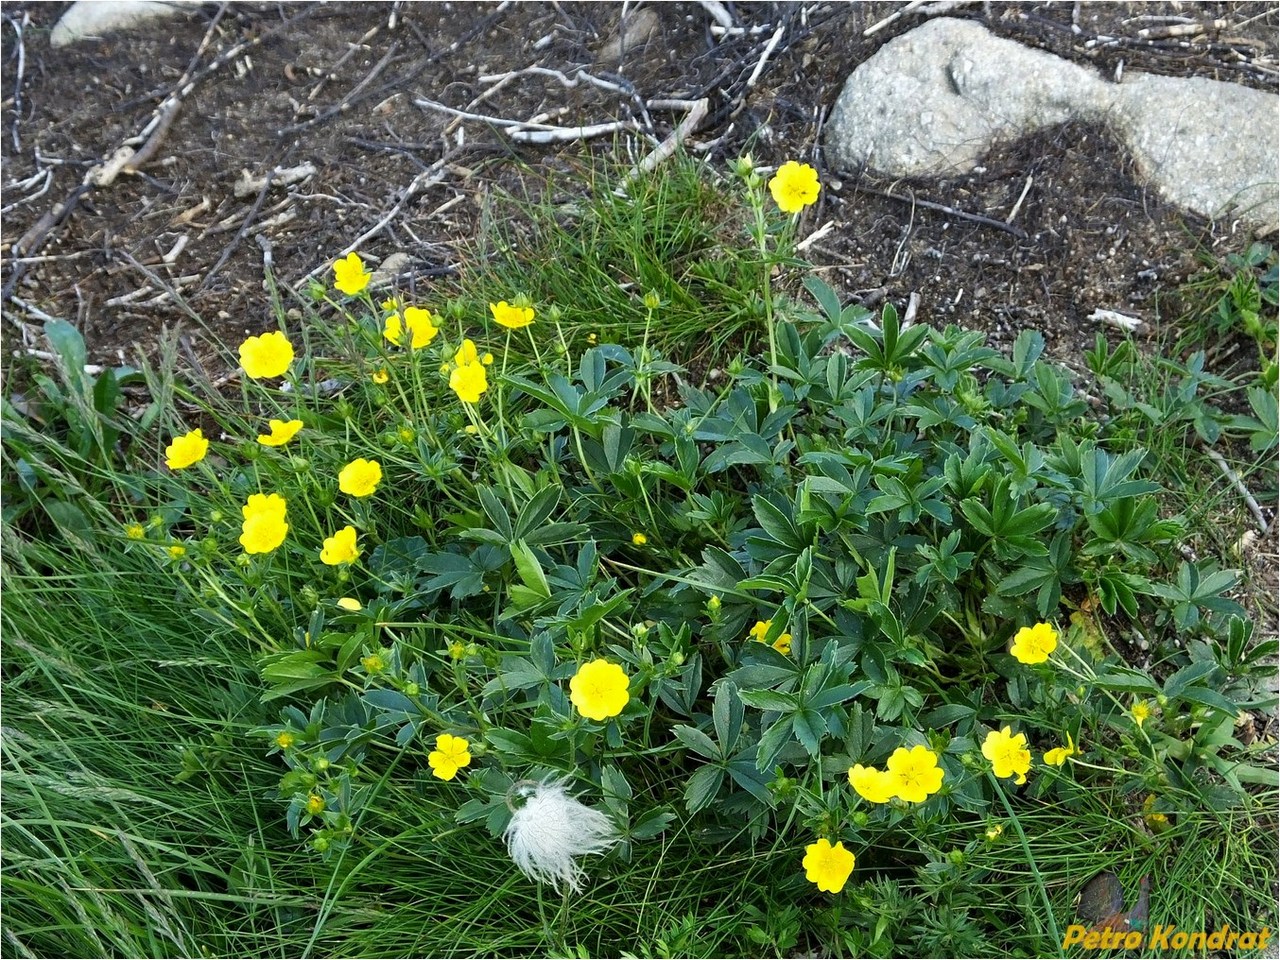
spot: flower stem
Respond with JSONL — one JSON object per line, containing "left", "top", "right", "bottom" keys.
{"left": 987, "top": 771, "right": 1062, "bottom": 951}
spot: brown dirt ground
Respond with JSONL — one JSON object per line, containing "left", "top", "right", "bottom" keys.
{"left": 1, "top": 1, "right": 1277, "bottom": 619}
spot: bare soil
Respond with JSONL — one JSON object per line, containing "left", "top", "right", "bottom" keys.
{"left": 2, "top": 1, "right": 1276, "bottom": 370}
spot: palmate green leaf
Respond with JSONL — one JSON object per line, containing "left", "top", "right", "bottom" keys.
{"left": 738, "top": 689, "right": 798, "bottom": 712}
{"left": 1162, "top": 661, "right": 1220, "bottom": 699}
{"left": 1078, "top": 444, "right": 1160, "bottom": 512}
{"left": 509, "top": 539, "right": 551, "bottom": 599}
{"left": 713, "top": 679, "right": 744, "bottom": 753}
{"left": 683, "top": 764, "right": 725, "bottom": 814}
{"left": 791, "top": 708, "right": 826, "bottom": 756}
{"left": 673, "top": 724, "right": 722, "bottom": 760}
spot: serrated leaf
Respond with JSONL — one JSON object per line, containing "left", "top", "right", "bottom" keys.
{"left": 673, "top": 724, "right": 722, "bottom": 760}
{"left": 683, "top": 764, "right": 725, "bottom": 814}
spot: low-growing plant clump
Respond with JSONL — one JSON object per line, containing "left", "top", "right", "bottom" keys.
{"left": 3, "top": 154, "right": 1276, "bottom": 958}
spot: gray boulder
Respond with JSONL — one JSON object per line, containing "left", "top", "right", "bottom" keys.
{"left": 825, "top": 18, "right": 1278, "bottom": 227}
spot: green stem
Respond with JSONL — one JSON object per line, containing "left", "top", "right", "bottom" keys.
{"left": 987, "top": 771, "right": 1062, "bottom": 953}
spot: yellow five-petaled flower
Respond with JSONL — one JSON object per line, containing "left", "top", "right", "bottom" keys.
{"left": 428, "top": 733, "right": 472, "bottom": 781}
{"left": 569, "top": 658, "right": 630, "bottom": 721}
{"left": 848, "top": 763, "right": 898, "bottom": 804}
{"left": 239, "top": 492, "right": 288, "bottom": 555}
{"left": 338, "top": 458, "right": 382, "bottom": 498}
{"left": 1043, "top": 731, "right": 1079, "bottom": 767}
{"left": 239, "top": 331, "right": 295, "bottom": 379}
{"left": 333, "top": 252, "right": 371, "bottom": 295}
{"left": 320, "top": 525, "right": 360, "bottom": 566}
{"left": 450, "top": 361, "right": 488, "bottom": 404}
{"left": 885, "top": 745, "right": 945, "bottom": 803}
{"left": 768, "top": 160, "right": 820, "bottom": 214}
{"left": 490, "top": 300, "right": 536, "bottom": 329}
{"left": 802, "top": 838, "right": 855, "bottom": 894}
{"left": 383, "top": 306, "right": 440, "bottom": 349}
{"left": 983, "top": 726, "right": 1032, "bottom": 785}
{"left": 1010, "top": 622, "right": 1058, "bottom": 664}
{"left": 257, "top": 418, "right": 303, "bottom": 447}
{"left": 165, "top": 427, "right": 209, "bottom": 469}
{"left": 747, "top": 619, "right": 792, "bottom": 656}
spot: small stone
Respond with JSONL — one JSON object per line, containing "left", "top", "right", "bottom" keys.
{"left": 51, "top": 1, "right": 201, "bottom": 47}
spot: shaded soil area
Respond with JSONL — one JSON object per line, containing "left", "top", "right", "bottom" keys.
{"left": 2, "top": 1, "right": 1277, "bottom": 374}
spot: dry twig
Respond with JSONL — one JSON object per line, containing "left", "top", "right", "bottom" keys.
{"left": 1204, "top": 446, "right": 1270, "bottom": 533}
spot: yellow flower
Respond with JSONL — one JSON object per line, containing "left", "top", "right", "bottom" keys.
{"left": 398, "top": 426, "right": 415, "bottom": 443}
{"left": 982, "top": 726, "right": 1032, "bottom": 785}
{"left": 1010, "top": 622, "right": 1058, "bottom": 664}
{"left": 985, "top": 823, "right": 1004, "bottom": 841}
{"left": 482, "top": 352, "right": 494, "bottom": 365}
{"left": 338, "top": 458, "right": 382, "bottom": 498}
{"left": 1131, "top": 700, "right": 1152, "bottom": 727}
{"left": 320, "top": 525, "right": 360, "bottom": 566}
{"left": 802, "top": 838, "right": 855, "bottom": 894}
{"left": 768, "top": 160, "right": 820, "bottom": 213}
{"left": 886, "top": 745, "right": 946, "bottom": 802}
{"left": 165, "top": 427, "right": 209, "bottom": 469}
{"left": 847, "top": 763, "right": 897, "bottom": 804}
{"left": 569, "top": 658, "right": 630, "bottom": 721}
{"left": 447, "top": 640, "right": 467, "bottom": 661}
{"left": 747, "top": 619, "right": 791, "bottom": 654}
{"left": 371, "top": 368, "right": 390, "bottom": 385}
{"left": 361, "top": 653, "right": 386, "bottom": 674}
{"left": 454, "top": 339, "right": 480, "bottom": 366}
{"left": 428, "top": 733, "right": 472, "bottom": 781}
{"left": 238, "top": 330, "right": 295, "bottom": 379}
{"left": 1142, "top": 794, "right": 1171, "bottom": 833}
{"left": 167, "top": 544, "right": 187, "bottom": 559}
{"left": 384, "top": 306, "right": 440, "bottom": 349}
{"left": 336, "top": 597, "right": 362, "bottom": 612}
{"left": 239, "top": 493, "right": 288, "bottom": 554}
{"left": 490, "top": 300, "right": 535, "bottom": 329}
{"left": 631, "top": 532, "right": 648, "bottom": 546}
{"left": 125, "top": 523, "right": 146, "bottom": 540}
{"left": 306, "top": 794, "right": 325, "bottom": 815}
{"left": 257, "top": 418, "right": 303, "bottom": 447}
{"left": 463, "top": 424, "right": 479, "bottom": 435}
{"left": 450, "top": 361, "right": 488, "bottom": 404}
{"left": 333, "top": 251, "right": 371, "bottom": 295}
{"left": 1042, "top": 732, "right": 1078, "bottom": 767}
{"left": 274, "top": 731, "right": 295, "bottom": 749}
{"left": 243, "top": 492, "right": 287, "bottom": 520}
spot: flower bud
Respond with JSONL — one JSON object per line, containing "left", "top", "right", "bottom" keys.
{"left": 643, "top": 290, "right": 661, "bottom": 311}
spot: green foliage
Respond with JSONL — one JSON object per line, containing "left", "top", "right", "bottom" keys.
{"left": 2, "top": 157, "right": 1275, "bottom": 958}
{"left": 2, "top": 319, "right": 153, "bottom": 543}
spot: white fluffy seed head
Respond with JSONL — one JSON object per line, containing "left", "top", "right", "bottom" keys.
{"left": 502, "top": 780, "right": 619, "bottom": 893}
